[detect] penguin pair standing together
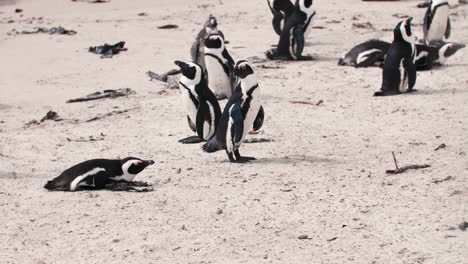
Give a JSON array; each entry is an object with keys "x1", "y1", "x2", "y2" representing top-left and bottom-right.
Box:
[
  {"x1": 44, "y1": 157, "x2": 154, "y2": 191},
  {"x1": 266, "y1": 0, "x2": 316, "y2": 60}
]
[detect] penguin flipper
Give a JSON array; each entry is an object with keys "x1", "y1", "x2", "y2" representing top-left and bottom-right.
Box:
[
  {"x1": 253, "y1": 106, "x2": 265, "y2": 131},
  {"x1": 272, "y1": 11, "x2": 284, "y2": 35},
  {"x1": 292, "y1": 25, "x2": 305, "y2": 59},
  {"x1": 222, "y1": 49, "x2": 235, "y2": 66},
  {"x1": 230, "y1": 103, "x2": 244, "y2": 144},
  {"x1": 445, "y1": 17, "x2": 451, "y2": 40},
  {"x1": 196, "y1": 101, "x2": 209, "y2": 140},
  {"x1": 187, "y1": 115, "x2": 196, "y2": 132},
  {"x1": 423, "y1": 8, "x2": 432, "y2": 43},
  {"x1": 191, "y1": 40, "x2": 201, "y2": 63},
  {"x1": 405, "y1": 58, "x2": 417, "y2": 91},
  {"x1": 355, "y1": 52, "x2": 385, "y2": 68}
]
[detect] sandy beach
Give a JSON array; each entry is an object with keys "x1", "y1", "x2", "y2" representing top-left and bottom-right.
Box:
[{"x1": 0, "y1": 0, "x2": 467, "y2": 263}]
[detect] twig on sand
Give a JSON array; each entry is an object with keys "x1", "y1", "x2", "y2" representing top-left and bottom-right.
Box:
[
  {"x1": 66, "y1": 88, "x2": 134, "y2": 103},
  {"x1": 0, "y1": 153, "x2": 15, "y2": 158},
  {"x1": 434, "y1": 143, "x2": 446, "y2": 151},
  {"x1": 385, "y1": 152, "x2": 430, "y2": 174},
  {"x1": 289, "y1": 100, "x2": 323, "y2": 106},
  {"x1": 86, "y1": 108, "x2": 137, "y2": 122},
  {"x1": 432, "y1": 176, "x2": 453, "y2": 184}
]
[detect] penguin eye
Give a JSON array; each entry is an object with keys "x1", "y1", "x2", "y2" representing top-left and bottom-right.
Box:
[{"x1": 134, "y1": 161, "x2": 142, "y2": 166}]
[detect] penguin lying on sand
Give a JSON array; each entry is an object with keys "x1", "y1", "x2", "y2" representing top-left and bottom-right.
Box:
[
  {"x1": 374, "y1": 17, "x2": 417, "y2": 96},
  {"x1": 266, "y1": 0, "x2": 316, "y2": 60},
  {"x1": 202, "y1": 60, "x2": 264, "y2": 163},
  {"x1": 175, "y1": 60, "x2": 222, "y2": 144},
  {"x1": 424, "y1": 0, "x2": 451, "y2": 44},
  {"x1": 338, "y1": 39, "x2": 465, "y2": 70},
  {"x1": 44, "y1": 157, "x2": 154, "y2": 191}
]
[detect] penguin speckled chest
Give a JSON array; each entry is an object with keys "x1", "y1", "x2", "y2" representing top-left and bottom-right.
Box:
[
  {"x1": 267, "y1": 0, "x2": 316, "y2": 60},
  {"x1": 202, "y1": 60, "x2": 264, "y2": 163},
  {"x1": 424, "y1": 0, "x2": 451, "y2": 44},
  {"x1": 44, "y1": 157, "x2": 154, "y2": 191},
  {"x1": 175, "y1": 60, "x2": 221, "y2": 144},
  {"x1": 204, "y1": 34, "x2": 235, "y2": 99},
  {"x1": 375, "y1": 18, "x2": 417, "y2": 96}
]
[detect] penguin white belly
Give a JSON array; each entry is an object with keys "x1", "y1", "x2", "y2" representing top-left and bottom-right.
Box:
[
  {"x1": 240, "y1": 90, "x2": 261, "y2": 144},
  {"x1": 398, "y1": 60, "x2": 407, "y2": 93},
  {"x1": 205, "y1": 56, "x2": 231, "y2": 98},
  {"x1": 181, "y1": 88, "x2": 198, "y2": 123},
  {"x1": 427, "y1": 7, "x2": 449, "y2": 42},
  {"x1": 204, "y1": 101, "x2": 216, "y2": 139}
]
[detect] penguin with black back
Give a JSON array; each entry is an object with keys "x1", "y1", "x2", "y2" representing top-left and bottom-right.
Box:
[
  {"x1": 202, "y1": 60, "x2": 263, "y2": 163},
  {"x1": 175, "y1": 60, "x2": 222, "y2": 144},
  {"x1": 44, "y1": 157, "x2": 154, "y2": 191},
  {"x1": 374, "y1": 18, "x2": 417, "y2": 96},
  {"x1": 204, "y1": 33, "x2": 236, "y2": 99},
  {"x1": 423, "y1": 0, "x2": 451, "y2": 44},
  {"x1": 266, "y1": 0, "x2": 316, "y2": 60},
  {"x1": 267, "y1": 0, "x2": 296, "y2": 35},
  {"x1": 191, "y1": 15, "x2": 224, "y2": 78}
]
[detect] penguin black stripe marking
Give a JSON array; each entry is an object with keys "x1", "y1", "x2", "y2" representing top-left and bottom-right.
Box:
[
  {"x1": 205, "y1": 53, "x2": 230, "y2": 75},
  {"x1": 179, "y1": 81, "x2": 200, "y2": 109}
]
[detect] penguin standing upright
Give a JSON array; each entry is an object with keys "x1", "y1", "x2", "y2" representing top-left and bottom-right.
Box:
[
  {"x1": 204, "y1": 33, "x2": 235, "y2": 99},
  {"x1": 174, "y1": 60, "x2": 222, "y2": 144},
  {"x1": 267, "y1": 0, "x2": 296, "y2": 35},
  {"x1": 374, "y1": 18, "x2": 417, "y2": 96},
  {"x1": 266, "y1": 0, "x2": 316, "y2": 60},
  {"x1": 191, "y1": 15, "x2": 224, "y2": 77},
  {"x1": 202, "y1": 60, "x2": 263, "y2": 163},
  {"x1": 424, "y1": 0, "x2": 451, "y2": 44},
  {"x1": 44, "y1": 157, "x2": 154, "y2": 191}
]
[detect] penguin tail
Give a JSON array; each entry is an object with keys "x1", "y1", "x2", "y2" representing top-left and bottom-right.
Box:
[
  {"x1": 373, "y1": 91, "x2": 385, "y2": 96},
  {"x1": 202, "y1": 137, "x2": 222, "y2": 153}
]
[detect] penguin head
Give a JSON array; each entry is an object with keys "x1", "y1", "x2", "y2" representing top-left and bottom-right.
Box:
[
  {"x1": 120, "y1": 157, "x2": 154, "y2": 175},
  {"x1": 234, "y1": 60, "x2": 254, "y2": 79},
  {"x1": 204, "y1": 34, "x2": 224, "y2": 50},
  {"x1": 174, "y1": 60, "x2": 203, "y2": 84},
  {"x1": 206, "y1": 15, "x2": 218, "y2": 29},
  {"x1": 437, "y1": 42, "x2": 465, "y2": 64},
  {"x1": 394, "y1": 17, "x2": 415, "y2": 44}
]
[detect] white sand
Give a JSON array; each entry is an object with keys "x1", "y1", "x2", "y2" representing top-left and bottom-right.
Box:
[{"x1": 0, "y1": 0, "x2": 467, "y2": 263}]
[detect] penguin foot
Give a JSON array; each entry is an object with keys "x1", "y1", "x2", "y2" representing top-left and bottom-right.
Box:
[
  {"x1": 265, "y1": 49, "x2": 290, "y2": 61},
  {"x1": 178, "y1": 136, "x2": 204, "y2": 144},
  {"x1": 238, "y1": 156, "x2": 256, "y2": 161}
]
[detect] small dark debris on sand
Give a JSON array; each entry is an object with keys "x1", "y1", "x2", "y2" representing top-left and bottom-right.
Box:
[
  {"x1": 431, "y1": 176, "x2": 453, "y2": 184},
  {"x1": 138, "y1": 12, "x2": 148, "y2": 16},
  {"x1": 67, "y1": 88, "x2": 134, "y2": 103},
  {"x1": 40, "y1": 111, "x2": 62, "y2": 122},
  {"x1": 67, "y1": 133, "x2": 106, "y2": 142},
  {"x1": 298, "y1": 234, "x2": 310, "y2": 240},
  {"x1": 458, "y1": 221, "x2": 468, "y2": 231},
  {"x1": 14, "y1": 8, "x2": 23, "y2": 13},
  {"x1": 89, "y1": 41, "x2": 127, "y2": 58},
  {"x1": 290, "y1": 100, "x2": 323, "y2": 106},
  {"x1": 72, "y1": 0, "x2": 109, "y2": 3},
  {"x1": 392, "y1": 13, "x2": 409, "y2": 19},
  {"x1": 86, "y1": 108, "x2": 136, "y2": 122},
  {"x1": 352, "y1": 22, "x2": 375, "y2": 30},
  {"x1": 9, "y1": 26, "x2": 77, "y2": 35},
  {"x1": 157, "y1": 24, "x2": 179, "y2": 29},
  {"x1": 434, "y1": 143, "x2": 446, "y2": 151},
  {"x1": 244, "y1": 138, "x2": 274, "y2": 143}
]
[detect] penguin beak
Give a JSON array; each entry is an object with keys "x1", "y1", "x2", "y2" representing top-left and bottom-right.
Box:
[
  {"x1": 174, "y1": 60, "x2": 187, "y2": 69},
  {"x1": 406, "y1": 17, "x2": 413, "y2": 24},
  {"x1": 143, "y1": 160, "x2": 155, "y2": 167}
]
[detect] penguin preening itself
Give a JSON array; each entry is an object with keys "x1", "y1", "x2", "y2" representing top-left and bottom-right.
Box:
[
  {"x1": 44, "y1": 157, "x2": 154, "y2": 191},
  {"x1": 338, "y1": 39, "x2": 465, "y2": 70},
  {"x1": 338, "y1": 39, "x2": 390, "y2": 68},
  {"x1": 424, "y1": 0, "x2": 451, "y2": 44},
  {"x1": 267, "y1": 0, "x2": 295, "y2": 35},
  {"x1": 175, "y1": 60, "x2": 222, "y2": 144},
  {"x1": 204, "y1": 33, "x2": 236, "y2": 99},
  {"x1": 191, "y1": 15, "x2": 224, "y2": 77},
  {"x1": 374, "y1": 18, "x2": 417, "y2": 96},
  {"x1": 202, "y1": 60, "x2": 264, "y2": 163},
  {"x1": 266, "y1": 0, "x2": 316, "y2": 60}
]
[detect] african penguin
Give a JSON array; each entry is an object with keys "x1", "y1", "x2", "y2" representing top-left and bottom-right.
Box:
[
  {"x1": 267, "y1": 0, "x2": 296, "y2": 35},
  {"x1": 44, "y1": 157, "x2": 154, "y2": 191},
  {"x1": 174, "y1": 60, "x2": 222, "y2": 144},
  {"x1": 424, "y1": 0, "x2": 451, "y2": 44},
  {"x1": 374, "y1": 17, "x2": 417, "y2": 96},
  {"x1": 202, "y1": 60, "x2": 263, "y2": 163},
  {"x1": 191, "y1": 15, "x2": 224, "y2": 78},
  {"x1": 338, "y1": 39, "x2": 390, "y2": 67},
  {"x1": 204, "y1": 33, "x2": 236, "y2": 99},
  {"x1": 266, "y1": 0, "x2": 316, "y2": 60}
]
